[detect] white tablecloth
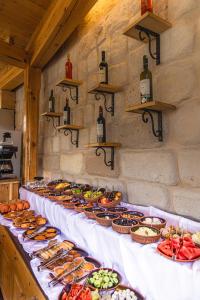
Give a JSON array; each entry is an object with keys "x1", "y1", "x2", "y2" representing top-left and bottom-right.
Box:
[{"x1": 18, "y1": 188, "x2": 200, "y2": 300}]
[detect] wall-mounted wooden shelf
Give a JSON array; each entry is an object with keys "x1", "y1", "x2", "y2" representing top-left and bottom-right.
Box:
[
  {"x1": 57, "y1": 124, "x2": 84, "y2": 148},
  {"x1": 88, "y1": 84, "x2": 122, "y2": 116},
  {"x1": 41, "y1": 112, "x2": 63, "y2": 129},
  {"x1": 86, "y1": 143, "x2": 121, "y2": 170},
  {"x1": 126, "y1": 101, "x2": 176, "y2": 142},
  {"x1": 124, "y1": 12, "x2": 172, "y2": 65},
  {"x1": 56, "y1": 78, "x2": 83, "y2": 104}
]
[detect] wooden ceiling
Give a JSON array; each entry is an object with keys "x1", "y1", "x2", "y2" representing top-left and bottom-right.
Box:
[{"x1": 0, "y1": 0, "x2": 52, "y2": 48}]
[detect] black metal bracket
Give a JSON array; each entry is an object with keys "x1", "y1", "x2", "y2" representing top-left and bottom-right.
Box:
[
  {"x1": 95, "y1": 146, "x2": 115, "y2": 170},
  {"x1": 61, "y1": 85, "x2": 79, "y2": 104},
  {"x1": 135, "y1": 25, "x2": 160, "y2": 65},
  {"x1": 91, "y1": 92, "x2": 115, "y2": 116},
  {"x1": 142, "y1": 109, "x2": 163, "y2": 141},
  {"x1": 61, "y1": 128, "x2": 80, "y2": 148},
  {"x1": 45, "y1": 116, "x2": 61, "y2": 130}
]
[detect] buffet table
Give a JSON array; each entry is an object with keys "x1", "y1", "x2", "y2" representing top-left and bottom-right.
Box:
[{"x1": 19, "y1": 187, "x2": 200, "y2": 300}]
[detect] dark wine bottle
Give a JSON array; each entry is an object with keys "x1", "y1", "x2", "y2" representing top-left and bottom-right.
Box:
[
  {"x1": 49, "y1": 89, "x2": 55, "y2": 112},
  {"x1": 97, "y1": 106, "x2": 106, "y2": 143},
  {"x1": 99, "y1": 51, "x2": 108, "y2": 84},
  {"x1": 63, "y1": 97, "x2": 70, "y2": 125},
  {"x1": 140, "y1": 55, "x2": 153, "y2": 103}
]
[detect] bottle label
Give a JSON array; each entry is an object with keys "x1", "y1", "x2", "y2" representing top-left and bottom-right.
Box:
[
  {"x1": 49, "y1": 100, "x2": 52, "y2": 112},
  {"x1": 99, "y1": 67, "x2": 106, "y2": 83},
  {"x1": 97, "y1": 123, "x2": 103, "y2": 138},
  {"x1": 63, "y1": 111, "x2": 68, "y2": 123},
  {"x1": 140, "y1": 79, "x2": 150, "y2": 103}
]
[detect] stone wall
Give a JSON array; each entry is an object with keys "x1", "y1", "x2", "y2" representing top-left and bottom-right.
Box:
[{"x1": 16, "y1": 0, "x2": 200, "y2": 220}]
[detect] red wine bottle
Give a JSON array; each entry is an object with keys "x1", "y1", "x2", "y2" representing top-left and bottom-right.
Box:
[
  {"x1": 65, "y1": 54, "x2": 72, "y2": 79},
  {"x1": 63, "y1": 97, "x2": 70, "y2": 125},
  {"x1": 99, "y1": 51, "x2": 108, "y2": 84},
  {"x1": 97, "y1": 106, "x2": 106, "y2": 143},
  {"x1": 141, "y1": 0, "x2": 153, "y2": 15}
]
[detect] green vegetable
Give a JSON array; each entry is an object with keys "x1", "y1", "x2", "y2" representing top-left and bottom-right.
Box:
[{"x1": 88, "y1": 269, "x2": 119, "y2": 289}]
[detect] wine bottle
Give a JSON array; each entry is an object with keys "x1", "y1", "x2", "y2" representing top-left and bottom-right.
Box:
[
  {"x1": 140, "y1": 55, "x2": 153, "y2": 103},
  {"x1": 63, "y1": 97, "x2": 71, "y2": 125},
  {"x1": 97, "y1": 106, "x2": 106, "y2": 143},
  {"x1": 99, "y1": 51, "x2": 108, "y2": 84},
  {"x1": 141, "y1": 0, "x2": 153, "y2": 15},
  {"x1": 49, "y1": 89, "x2": 55, "y2": 112},
  {"x1": 65, "y1": 54, "x2": 73, "y2": 79}
]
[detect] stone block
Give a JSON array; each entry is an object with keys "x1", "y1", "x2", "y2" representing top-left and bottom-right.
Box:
[
  {"x1": 168, "y1": 98, "x2": 200, "y2": 145},
  {"x1": 156, "y1": 60, "x2": 196, "y2": 104},
  {"x1": 168, "y1": 0, "x2": 196, "y2": 21},
  {"x1": 52, "y1": 136, "x2": 60, "y2": 153},
  {"x1": 43, "y1": 155, "x2": 60, "y2": 171},
  {"x1": 60, "y1": 153, "x2": 84, "y2": 175},
  {"x1": 121, "y1": 150, "x2": 178, "y2": 185},
  {"x1": 178, "y1": 149, "x2": 200, "y2": 187},
  {"x1": 85, "y1": 151, "x2": 120, "y2": 178},
  {"x1": 87, "y1": 48, "x2": 98, "y2": 74},
  {"x1": 127, "y1": 181, "x2": 170, "y2": 210},
  {"x1": 79, "y1": 129, "x2": 90, "y2": 149},
  {"x1": 109, "y1": 62, "x2": 128, "y2": 86},
  {"x1": 161, "y1": 20, "x2": 195, "y2": 63},
  {"x1": 172, "y1": 187, "x2": 200, "y2": 219},
  {"x1": 110, "y1": 34, "x2": 128, "y2": 66}
]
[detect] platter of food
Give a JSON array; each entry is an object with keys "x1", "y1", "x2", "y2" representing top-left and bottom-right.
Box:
[
  {"x1": 23, "y1": 226, "x2": 61, "y2": 241},
  {"x1": 84, "y1": 191, "x2": 103, "y2": 203},
  {"x1": 160, "y1": 226, "x2": 191, "y2": 239},
  {"x1": 0, "y1": 200, "x2": 30, "y2": 214},
  {"x1": 192, "y1": 232, "x2": 200, "y2": 247},
  {"x1": 130, "y1": 225, "x2": 161, "y2": 244},
  {"x1": 87, "y1": 268, "x2": 121, "y2": 291},
  {"x1": 74, "y1": 202, "x2": 93, "y2": 213},
  {"x1": 84, "y1": 207, "x2": 105, "y2": 219},
  {"x1": 3, "y1": 209, "x2": 34, "y2": 221},
  {"x1": 112, "y1": 218, "x2": 138, "y2": 234},
  {"x1": 139, "y1": 216, "x2": 166, "y2": 230},
  {"x1": 13, "y1": 215, "x2": 47, "y2": 230},
  {"x1": 95, "y1": 212, "x2": 119, "y2": 227},
  {"x1": 49, "y1": 256, "x2": 100, "y2": 287},
  {"x1": 157, "y1": 236, "x2": 200, "y2": 262}
]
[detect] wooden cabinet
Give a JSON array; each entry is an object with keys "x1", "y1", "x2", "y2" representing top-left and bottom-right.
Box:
[
  {"x1": 0, "y1": 179, "x2": 19, "y2": 202},
  {"x1": 0, "y1": 226, "x2": 46, "y2": 300}
]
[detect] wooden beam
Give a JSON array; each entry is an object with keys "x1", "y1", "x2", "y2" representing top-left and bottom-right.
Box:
[
  {"x1": 0, "y1": 39, "x2": 28, "y2": 68},
  {"x1": 23, "y1": 65, "x2": 41, "y2": 182},
  {"x1": 0, "y1": 67, "x2": 24, "y2": 90},
  {"x1": 27, "y1": 0, "x2": 97, "y2": 68}
]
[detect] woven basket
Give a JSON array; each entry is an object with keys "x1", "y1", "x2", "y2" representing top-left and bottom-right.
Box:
[
  {"x1": 139, "y1": 216, "x2": 166, "y2": 230},
  {"x1": 84, "y1": 208, "x2": 105, "y2": 219},
  {"x1": 112, "y1": 219, "x2": 138, "y2": 234},
  {"x1": 130, "y1": 225, "x2": 161, "y2": 244},
  {"x1": 96, "y1": 213, "x2": 119, "y2": 227},
  {"x1": 98, "y1": 197, "x2": 121, "y2": 208}
]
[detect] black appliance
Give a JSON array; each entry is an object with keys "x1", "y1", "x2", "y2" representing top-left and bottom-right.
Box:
[{"x1": 0, "y1": 132, "x2": 18, "y2": 179}]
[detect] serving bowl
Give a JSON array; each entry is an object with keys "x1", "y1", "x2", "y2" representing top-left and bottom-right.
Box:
[
  {"x1": 106, "y1": 206, "x2": 128, "y2": 214},
  {"x1": 84, "y1": 207, "x2": 105, "y2": 219},
  {"x1": 112, "y1": 218, "x2": 138, "y2": 234},
  {"x1": 139, "y1": 216, "x2": 166, "y2": 230},
  {"x1": 130, "y1": 225, "x2": 161, "y2": 244},
  {"x1": 121, "y1": 211, "x2": 144, "y2": 220},
  {"x1": 95, "y1": 212, "x2": 119, "y2": 227}
]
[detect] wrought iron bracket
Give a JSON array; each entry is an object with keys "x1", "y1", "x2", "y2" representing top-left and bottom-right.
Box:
[
  {"x1": 135, "y1": 25, "x2": 160, "y2": 65},
  {"x1": 61, "y1": 128, "x2": 80, "y2": 148},
  {"x1": 95, "y1": 146, "x2": 115, "y2": 170},
  {"x1": 61, "y1": 85, "x2": 79, "y2": 104},
  {"x1": 142, "y1": 109, "x2": 163, "y2": 142},
  {"x1": 45, "y1": 116, "x2": 61, "y2": 130},
  {"x1": 91, "y1": 92, "x2": 115, "y2": 116}
]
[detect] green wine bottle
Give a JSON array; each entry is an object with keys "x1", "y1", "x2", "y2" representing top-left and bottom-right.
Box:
[{"x1": 140, "y1": 55, "x2": 153, "y2": 103}]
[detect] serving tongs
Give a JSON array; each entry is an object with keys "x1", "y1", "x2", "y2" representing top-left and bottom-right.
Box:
[
  {"x1": 31, "y1": 239, "x2": 58, "y2": 258},
  {"x1": 23, "y1": 225, "x2": 46, "y2": 240},
  {"x1": 48, "y1": 259, "x2": 85, "y2": 287},
  {"x1": 38, "y1": 249, "x2": 71, "y2": 271}
]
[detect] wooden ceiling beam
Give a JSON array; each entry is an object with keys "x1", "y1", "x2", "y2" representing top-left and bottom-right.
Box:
[
  {"x1": 27, "y1": 0, "x2": 97, "y2": 68},
  {"x1": 0, "y1": 39, "x2": 28, "y2": 69},
  {"x1": 0, "y1": 67, "x2": 24, "y2": 90}
]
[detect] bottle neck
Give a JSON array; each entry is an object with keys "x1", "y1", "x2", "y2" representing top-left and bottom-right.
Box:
[
  {"x1": 99, "y1": 107, "x2": 103, "y2": 117},
  {"x1": 102, "y1": 52, "x2": 105, "y2": 62}
]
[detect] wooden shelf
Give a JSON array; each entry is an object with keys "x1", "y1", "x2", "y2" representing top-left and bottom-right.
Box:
[
  {"x1": 56, "y1": 124, "x2": 84, "y2": 130},
  {"x1": 56, "y1": 78, "x2": 83, "y2": 87},
  {"x1": 88, "y1": 83, "x2": 122, "y2": 94},
  {"x1": 41, "y1": 112, "x2": 63, "y2": 117},
  {"x1": 126, "y1": 101, "x2": 176, "y2": 114},
  {"x1": 86, "y1": 143, "x2": 121, "y2": 148},
  {"x1": 123, "y1": 12, "x2": 172, "y2": 41}
]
